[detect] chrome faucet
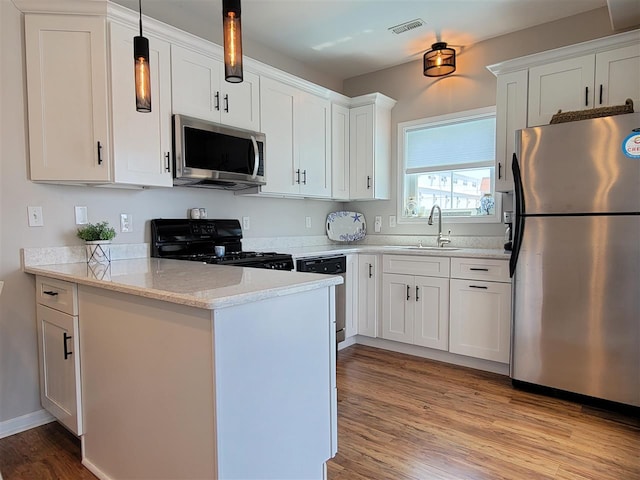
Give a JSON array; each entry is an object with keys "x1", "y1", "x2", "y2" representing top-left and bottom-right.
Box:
[{"x1": 428, "y1": 205, "x2": 451, "y2": 247}]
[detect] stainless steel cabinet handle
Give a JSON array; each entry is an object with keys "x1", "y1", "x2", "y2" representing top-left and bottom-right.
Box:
[
  {"x1": 416, "y1": 286, "x2": 419, "y2": 301},
  {"x1": 406, "y1": 285, "x2": 410, "y2": 301},
  {"x1": 470, "y1": 268, "x2": 489, "y2": 271},
  {"x1": 43, "y1": 290, "x2": 59, "y2": 296},
  {"x1": 214, "y1": 91, "x2": 220, "y2": 111},
  {"x1": 368, "y1": 264, "x2": 372, "y2": 278},
  {"x1": 469, "y1": 285, "x2": 488, "y2": 289},
  {"x1": 302, "y1": 170, "x2": 307, "y2": 185},
  {"x1": 295, "y1": 169, "x2": 301, "y2": 184},
  {"x1": 63, "y1": 332, "x2": 73, "y2": 360}
]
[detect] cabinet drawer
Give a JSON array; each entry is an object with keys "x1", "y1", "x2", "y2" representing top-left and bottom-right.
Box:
[
  {"x1": 383, "y1": 255, "x2": 450, "y2": 278},
  {"x1": 451, "y1": 258, "x2": 510, "y2": 283},
  {"x1": 36, "y1": 276, "x2": 78, "y2": 316}
]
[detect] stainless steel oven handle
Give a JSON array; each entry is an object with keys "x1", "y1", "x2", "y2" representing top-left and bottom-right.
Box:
[{"x1": 250, "y1": 135, "x2": 259, "y2": 178}]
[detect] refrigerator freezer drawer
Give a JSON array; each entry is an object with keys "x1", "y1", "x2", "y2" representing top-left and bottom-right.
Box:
[{"x1": 512, "y1": 215, "x2": 640, "y2": 406}]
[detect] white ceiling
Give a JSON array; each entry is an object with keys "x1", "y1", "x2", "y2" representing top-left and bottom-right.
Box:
[{"x1": 112, "y1": 0, "x2": 610, "y2": 80}]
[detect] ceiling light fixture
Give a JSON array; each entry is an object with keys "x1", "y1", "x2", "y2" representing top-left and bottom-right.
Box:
[
  {"x1": 223, "y1": 0, "x2": 243, "y2": 83},
  {"x1": 134, "y1": 0, "x2": 151, "y2": 112},
  {"x1": 423, "y1": 42, "x2": 456, "y2": 77}
]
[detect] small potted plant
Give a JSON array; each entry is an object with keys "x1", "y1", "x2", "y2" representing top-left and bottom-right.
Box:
[{"x1": 77, "y1": 221, "x2": 116, "y2": 264}]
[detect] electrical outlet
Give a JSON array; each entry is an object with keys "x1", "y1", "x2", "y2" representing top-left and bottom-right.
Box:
[
  {"x1": 389, "y1": 215, "x2": 397, "y2": 228},
  {"x1": 75, "y1": 206, "x2": 88, "y2": 225},
  {"x1": 305, "y1": 216, "x2": 312, "y2": 229},
  {"x1": 120, "y1": 213, "x2": 132, "y2": 233},
  {"x1": 27, "y1": 206, "x2": 44, "y2": 227},
  {"x1": 242, "y1": 216, "x2": 250, "y2": 230}
]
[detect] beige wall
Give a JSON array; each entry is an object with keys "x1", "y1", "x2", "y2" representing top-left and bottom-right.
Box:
[
  {"x1": 0, "y1": 0, "x2": 341, "y2": 426},
  {"x1": 343, "y1": 7, "x2": 621, "y2": 238}
]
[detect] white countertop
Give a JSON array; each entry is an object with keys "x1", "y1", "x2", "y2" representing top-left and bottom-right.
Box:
[
  {"x1": 284, "y1": 244, "x2": 511, "y2": 260},
  {"x1": 24, "y1": 258, "x2": 343, "y2": 310}
]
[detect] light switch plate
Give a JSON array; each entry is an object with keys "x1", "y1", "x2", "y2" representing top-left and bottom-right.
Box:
[
  {"x1": 120, "y1": 213, "x2": 132, "y2": 233},
  {"x1": 28, "y1": 206, "x2": 44, "y2": 227},
  {"x1": 242, "y1": 216, "x2": 250, "y2": 230},
  {"x1": 389, "y1": 215, "x2": 397, "y2": 228},
  {"x1": 305, "y1": 216, "x2": 312, "y2": 229},
  {"x1": 374, "y1": 216, "x2": 382, "y2": 233}
]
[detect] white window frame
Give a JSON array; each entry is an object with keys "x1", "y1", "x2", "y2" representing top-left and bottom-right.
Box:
[{"x1": 397, "y1": 106, "x2": 501, "y2": 225}]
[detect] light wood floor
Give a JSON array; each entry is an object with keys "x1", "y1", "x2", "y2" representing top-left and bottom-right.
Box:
[{"x1": 1, "y1": 344, "x2": 638, "y2": 480}]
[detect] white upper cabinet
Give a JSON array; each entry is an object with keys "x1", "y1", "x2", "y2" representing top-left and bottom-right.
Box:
[
  {"x1": 349, "y1": 94, "x2": 396, "y2": 200},
  {"x1": 170, "y1": 44, "x2": 260, "y2": 131},
  {"x1": 109, "y1": 22, "x2": 173, "y2": 187},
  {"x1": 24, "y1": 13, "x2": 173, "y2": 187},
  {"x1": 331, "y1": 103, "x2": 350, "y2": 200},
  {"x1": 528, "y1": 55, "x2": 595, "y2": 126},
  {"x1": 494, "y1": 70, "x2": 528, "y2": 192},
  {"x1": 259, "y1": 76, "x2": 331, "y2": 198},
  {"x1": 25, "y1": 15, "x2": 111, "y2": 183},
  {"x1": 594, "y1": 44, "x2": 640, "y2": 108},
  {"x1": 527, "y1": 41, "x2": 640, "y2": 126}
]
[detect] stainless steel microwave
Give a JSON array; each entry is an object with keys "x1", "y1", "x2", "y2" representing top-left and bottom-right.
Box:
[{"x1": 173, "y1": 114, "x2": 265, "y2": 190}]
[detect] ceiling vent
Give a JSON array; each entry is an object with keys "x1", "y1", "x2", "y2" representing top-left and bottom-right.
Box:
[{"x1": 388, "y1": 18, "x2": 425, "y2": 35}]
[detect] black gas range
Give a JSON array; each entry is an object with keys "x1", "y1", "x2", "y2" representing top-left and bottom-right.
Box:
[{"x1": 151, "y1": 219, "x2": 294, "y2": 271}]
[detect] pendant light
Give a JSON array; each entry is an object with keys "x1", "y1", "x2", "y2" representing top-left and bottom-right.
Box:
[
  {"x1": 223, "y1": 0, "x2": 243, "y2": 83},
  {"x1": 134, "y1": 0, "x2": 151, "y2": 112},
  {"x1": 423, "y1": 42, "x2": 456, "y2": 77}
]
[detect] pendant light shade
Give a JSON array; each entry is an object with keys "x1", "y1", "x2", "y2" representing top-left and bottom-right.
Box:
[
  {"x1": 134, "y1": 0, "x2": 151, "y2": 112},
  {"x1": 423, "y1": 42, "x2": 456, "y2": 77},
  {"x1": 223, "y1": 0, "x2": 243, "y2": 83}
]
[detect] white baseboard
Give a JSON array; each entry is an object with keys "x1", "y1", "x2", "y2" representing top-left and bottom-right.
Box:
[
  {"x1": 0, "y1": 409, "x2": 55, "y2": 439},
  {"x1": 337, "y1": 336, "x2": 357, "y2": 350},
  {"x1": 82, "y1": 458, "x2": 112, "y2": 480}
]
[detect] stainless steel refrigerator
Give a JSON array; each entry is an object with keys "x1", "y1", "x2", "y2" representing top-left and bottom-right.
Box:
[{"x1": 510, "y1": 112, "x2": 640, "y2": 407}]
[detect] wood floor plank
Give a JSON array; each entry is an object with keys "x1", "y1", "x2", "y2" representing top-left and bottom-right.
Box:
[{"x1": 1, "y1": 344, "x2": 638, "y2": 480}]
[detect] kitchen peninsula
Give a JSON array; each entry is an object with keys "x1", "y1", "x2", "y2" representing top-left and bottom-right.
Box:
[{"x1": 23, "y1": 256, "x2": 341, "y2": 480}]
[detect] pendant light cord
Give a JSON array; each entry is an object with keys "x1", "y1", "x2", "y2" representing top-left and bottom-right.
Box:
[{"x1": 138, "y1": 0, "x2": 143, "y2": 37}]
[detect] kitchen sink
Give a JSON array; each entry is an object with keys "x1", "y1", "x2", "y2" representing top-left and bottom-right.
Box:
[{"x1": 385, "y1": 245, "x2": 460, "y2": 251}]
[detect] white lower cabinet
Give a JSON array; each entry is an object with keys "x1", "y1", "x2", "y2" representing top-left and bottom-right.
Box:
[
  {"x1": 381, "y1": 255, "x2": 449, "y2": 350},
  {"x1": 449, "y1": 258, "x2": 512, "y2": 363},
  {"x1": 357, "y1": 254, "x2": 379, "y2": 337},
  {"x1": 35, "y1": 276, "x2": 82, "y2": 435}
]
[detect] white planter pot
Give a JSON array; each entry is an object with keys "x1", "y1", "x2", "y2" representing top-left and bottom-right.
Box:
[{"x1": 86, "y1": 240, "x2": 112, "y2": 264}]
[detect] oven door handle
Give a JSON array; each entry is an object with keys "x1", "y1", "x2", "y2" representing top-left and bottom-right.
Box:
[{"x1": 250, "y1": 135, "x2": 259, "y2": 179}]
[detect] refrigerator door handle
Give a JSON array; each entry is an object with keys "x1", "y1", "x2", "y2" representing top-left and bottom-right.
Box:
[{"x1": 510, "y1": 152, "x2": 526, "y2": 277}]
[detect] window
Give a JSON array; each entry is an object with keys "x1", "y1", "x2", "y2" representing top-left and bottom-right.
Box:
[{"x1": 398, "y1": 106, "x2": 499, "y2": 223}]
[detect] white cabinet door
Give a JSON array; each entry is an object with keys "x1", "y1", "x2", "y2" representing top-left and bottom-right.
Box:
[
  {"x1": 594, "y1": 44, "x2": 640, "y2": 108},
  {"x1": 171, "y1": 44, "x2": 220, "y2": 121},
  {"x1": 381, "y1": 273, "x2": 414, "y2": 344},
  {"x1": 171, "y1": 45, "x2": 260, "y2": 131},
  {"x1": 36, "y1": 304, "x2": 83, "y2": 435},
  {"x1": 449, "y1": 279, "x2": 511, "y2": 363},
  {"x1": 297, "y1": 91, "x2": 331, "y2": 197},
  {"x1": 495, "y1": 70, "x2": 528, "y2": 192},
  {"x1": 345, "y1": 254, "x2": 359, "y2": 339},
  {"x1": 260, "y1": 77, "x2": 298, "y2": 195},
  {"x1": 349, "y1": 104, "x2": 375, "y2": 199},
  {"x1": 331, "y1": 103, "x2": 350, "y2": 200},
  {"x1": 528, "y1": 55, "x2": 595, "y2": 126},
  {"x1": 357, "y1": 254, "x2": 378, "y2": 337},
  {"x1": 414, "y1": 276, "x2": 449, "y2": 351},
  {"x1": 110, "y1": 23, "x2": 172, "y2": 187},
  {"x1": 222, "y1": 70, "x2": 260, "y2": 131},
  {"x1": 25, "y1": 15, "x2": 110, "y2": 182}
]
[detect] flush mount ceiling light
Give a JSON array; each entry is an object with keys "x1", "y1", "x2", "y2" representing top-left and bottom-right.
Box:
[
  {"x1": 223, "y1": 0, "x2": 243, "y2": 83},
  {"x1": 423, "y1": 42, "x2": 456, "y2": 77},
  {"x1": 134, "y1": 0, "x2": 151, "y2": 112}
]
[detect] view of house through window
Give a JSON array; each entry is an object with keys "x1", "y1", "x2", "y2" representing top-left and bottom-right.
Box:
[{"x1": 399, "y1": 107, "x2": 498, "y2": 222}]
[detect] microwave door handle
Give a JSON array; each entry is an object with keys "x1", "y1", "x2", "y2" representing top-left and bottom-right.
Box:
[{"x1": 250, "y1": 135, "x2": 259, "y2": 178}]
